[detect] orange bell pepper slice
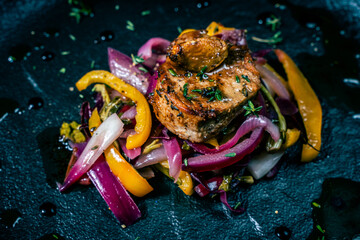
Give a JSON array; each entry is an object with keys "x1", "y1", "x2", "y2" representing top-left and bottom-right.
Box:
[
  {"x1": 275, "y1": 49, "x2": 322, "y2": 162},
  {"x1": 89, "y1": 109, "x2": 153, "y2": 197},
  {"x1": 206, "y1": 21, "x2": 235, "y2": 36},
  {"x1": 76, "y1": 70, "x2": 152, "y2": 149}
]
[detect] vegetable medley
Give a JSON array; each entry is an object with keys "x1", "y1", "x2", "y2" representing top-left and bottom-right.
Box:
[{"x1": 58, "y1": 22, "x2": 322, "y2": 226}]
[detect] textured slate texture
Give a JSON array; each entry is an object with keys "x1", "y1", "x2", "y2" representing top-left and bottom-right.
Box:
[{"x1": 0, "y1": 0, "x2": 360, "y2": 239}]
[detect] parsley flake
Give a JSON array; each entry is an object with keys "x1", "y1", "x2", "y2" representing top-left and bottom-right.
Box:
[
  {"x1": 141, "y1": 10, "x2": 150, "y2": 16},
  {"x1": 241, "y1": 75, "x2": 250, "y2": 82},
  {"x1": 131, "y1": 54, "x2": 144, "y2": 65},
  {"x1": 236, "y1": 75, "x2": 240, "y2": 83},
  {"x1": 252, "y1": 31, "x2": 283, "y2": 45},
  {"x1": 225, "y1": 153, "x2": 236, "y2": 157},
  {"x1": 168, "y1": 68, "x2": 177, "y2": 76}
]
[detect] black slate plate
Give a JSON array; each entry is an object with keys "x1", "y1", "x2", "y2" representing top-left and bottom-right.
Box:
[{"x1": 1, "y1": 0, "x2": 360, "y2": 239}]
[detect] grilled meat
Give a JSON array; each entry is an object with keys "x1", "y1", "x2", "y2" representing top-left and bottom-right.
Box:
[{"x1": 150, "y1": 30, "x2": 261, "y2": 142}]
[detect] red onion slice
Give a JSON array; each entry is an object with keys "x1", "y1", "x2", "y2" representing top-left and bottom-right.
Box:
[
  {"x1": 120, "y1": 106, "x2": 137, "y2": 120},
  {"x1": 134, "y1": 145, "x2": 168, "y2": 169},
  {"x1": 183, "y1": 128, "x2": 264, "y2": 172},
  {"x1": 187, "y1": 115, "x2": 279, "y2": 155},
  {"x1": 108, "y1": 47, "x2": 150, "y2": 95},
  {"x1": 87, "y1": 156, "x2": 141, "y2": 226},
  {"x1": 163, "y1": 138, "x2": 182, "y2": 182},
  {"x1": 256, "y1": 63, "x2": 291, "y2": 100},
  {"x1": 119, "y1": 138, "x2": 141, "y2": 160},
  {"x1": 137, "y1": 37, "x2": 170, "y2": 68},
  {"x1": 60, "y1": 114, "x2": 124, "y2": 192}
]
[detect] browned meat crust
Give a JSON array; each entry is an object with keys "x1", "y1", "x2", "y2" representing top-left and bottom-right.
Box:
[{"x1": 150, "y1": 30, "x2": 261, "y2": 142}]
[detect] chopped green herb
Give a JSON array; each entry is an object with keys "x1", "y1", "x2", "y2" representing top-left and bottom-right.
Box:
[
  {"x1": 53, "y1": 234, "x2": 59, "y2": 239},
  {"x1": 266, "y1": 15, "x2": 281, "y2": 31},
  {"x1": 184, "y1": 158, "x2": 188, "y2": 166},
  {"x1": 79, "y1": 94, "x2": 84, "y2": 99},
  {"x1": 138, "y1": 67, "x2": 148, "y2": 73},
  {"x1": 236, "y1": 75, "x2": 240, "y2": 83},
  {"x1": 241, "y1": 75, "x2": 250, "y2": 82},
  {"x1": 234, "y1": 202, "x2": 242, "y2": 210},
  {"x1": 91, "y1": 145, "x2": 99, "y2": 150},
  {"x1": 183, "y1": 83, "x2": 192, "y2": 100},
  {"x1": 59, "y1": 68, "x2": 66, "y2": 74},
  {"x1": 69, "y1": 34, "x2": 76, "y2": 41},
  {"x1": 252, "y1": 31, "x2": 283, "y2": 45},
  {"x1": 215, "y1": 88, "x2": 222, "y2": 101},
  {"x1": 131, "y1": 54, "x2": 144, "y2": 65},
  {"x1": 168, "y1": 68, "x2": 177, "y2": 76},
  {"x1": 90, "y1": 60, "x2": 95, "y2": 69},
  {"x1": 141, "y1": 10, "x2": 150, "y2": 16},
  {"x1": 61, "y1": 51, "x2": 71, "y2": 55},
  {"x1": 312, "y1": 201, "x2": 321, "y2": 208},
  {"x1": 126, "y1": 20, "x2": 135, "y2": 31},
  {"x1": 196, "y1": 66, "x2": 208, "y2": 80},
  {"x1": 177, "y1": 26, "x2": 182, "y2": 34},
  {"x1": 243, "y1": 100, "x2": 263, "y2": 117},
  {"x1": 225, "y1": 152, "x2": 236, "y2": 157},
  {"x1": 182, "y1": 142, "x2": 191, "y2": 150},
  {"x1": 316, "y1": 225, "x2": 325, "y2": 233},
  {"x1": 191, "y1": 89, "x2": 202, "y2": 93}
]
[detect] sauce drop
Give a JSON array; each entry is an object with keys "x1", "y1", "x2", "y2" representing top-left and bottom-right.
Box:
[
  {"x1": 28, "y1": 97, "x2": 44, "y2": 110},
  {"x1": 41, "y1": 51, "x2": 55, "y2": 62},
  {"x1": 275, "y1": 226, "x2": 292, "y2": 240},
  {"x1": 39, "y1": 202, "x2": 57, "y2": 217},
  {"x1": 8, "y1": 44, "x2": 32, "y2": 63}
]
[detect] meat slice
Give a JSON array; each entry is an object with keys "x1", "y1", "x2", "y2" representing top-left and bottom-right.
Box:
[{"x1": 150, "y1": 30, "x2": 261, "y2": 143}]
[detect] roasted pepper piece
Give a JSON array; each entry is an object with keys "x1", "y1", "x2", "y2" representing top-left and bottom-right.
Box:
[
  {"x1": 76, "y1": 70, "x2": 152, "y2": 149},
  {"x1": 89, "y1": 109, "x2": 153, "y2": 197},
  {"x1": 156, "y1": 160, "x2": 194, "y2": 196},
  {"x1": 281, "y1": 128, "x2": 301, "y2": 150},
  {"x1": 275, "y1": 49, "x2": 322, "y2": 162},
  {"x1": 206, "y1": 21, "x2": 235, "y2": 36}
]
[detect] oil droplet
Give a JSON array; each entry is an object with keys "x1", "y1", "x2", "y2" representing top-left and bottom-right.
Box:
[
  {"x1": 343, "y1": 78, "x2": 360, "y2": 88},
  {"x1": 41, "y1": 51, "x2": 55, "y2": 61},
  {"x1": 39, "y1": 202, "x2": 57, "y2": 217},
  {"x1": 306, "y1": 22, "x2": 317, "y2": 29},
  {"x1": 28, "y1": 97, "x2": 44, "y2": 110},
  {"x1": 99, "y1": 31, "x2": 115, "y2": 42},
  {"x1": 94, "y1": 31, "x2": 115, "y2": 44},
  {"x1": 14, "y1": 107, "x2": 26, "y2": 115},
  {"x1": 196, "y1": 0, "x2": 210, "y2": 9},
  {"x1": 275, "y1": 226, "x2": 291, "y2": 240},
  {"x1": 355, "y1": 54, "x2": 360, "y2": 59},
  {"x1": 8, "y1": 44, "x2": 32, "y2": 63},
  {"x1": 256, "y1": 12, "x2": 274, "y2": 25},
  {"x1": 33, "y1": 43, "x2": 45, "y2": 51},
  {"x1": 0, "y1": 209, "x2": 22, "y2": 228},
  {"x1": 43, "y1": 28, "x2": 60, "y2": 38}
]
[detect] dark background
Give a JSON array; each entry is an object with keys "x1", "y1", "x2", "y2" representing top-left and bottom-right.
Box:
[{"x1": 0, "y1": 0, "x2": 360, "y2": 239}]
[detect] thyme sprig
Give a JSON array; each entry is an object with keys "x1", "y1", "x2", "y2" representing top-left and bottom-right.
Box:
[
  {"x1": 243, "y1": 100, "x2": 263, "y2": 117},
  {"x1": 266, "y1": 15, "x2": 281, "y2": 31},
  {"x1": 252, "y1": 31, "x2": 283, "y2": 45}
]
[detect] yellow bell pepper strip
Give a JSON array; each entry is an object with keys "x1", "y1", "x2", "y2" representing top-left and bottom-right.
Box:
[
  {"x1": 88, "y1": 108, "x2": 153, "y2": 197},
  {"x1": 281, "y1": 128, "x2": 301, "y2": 150},
  {"x1": 156, "y1": 160, "x2": 194, "y2": 196},
  {"x1": 76, "y1": 70, "x2": 152, "y2": 149},
  {"x1": 206, "y1": 21, "x2": 235, "y2": 36},
  {"x1": 274, "y1": 49, "x2": 322, "y2": 162},
  {"x1": 179, "y1": 29, "x2": 196, "y2": 37}
]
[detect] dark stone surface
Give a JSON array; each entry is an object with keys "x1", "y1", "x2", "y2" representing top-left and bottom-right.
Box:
[{"x1": 0, "y1": 0, "x2": 359, "y2": 239}]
